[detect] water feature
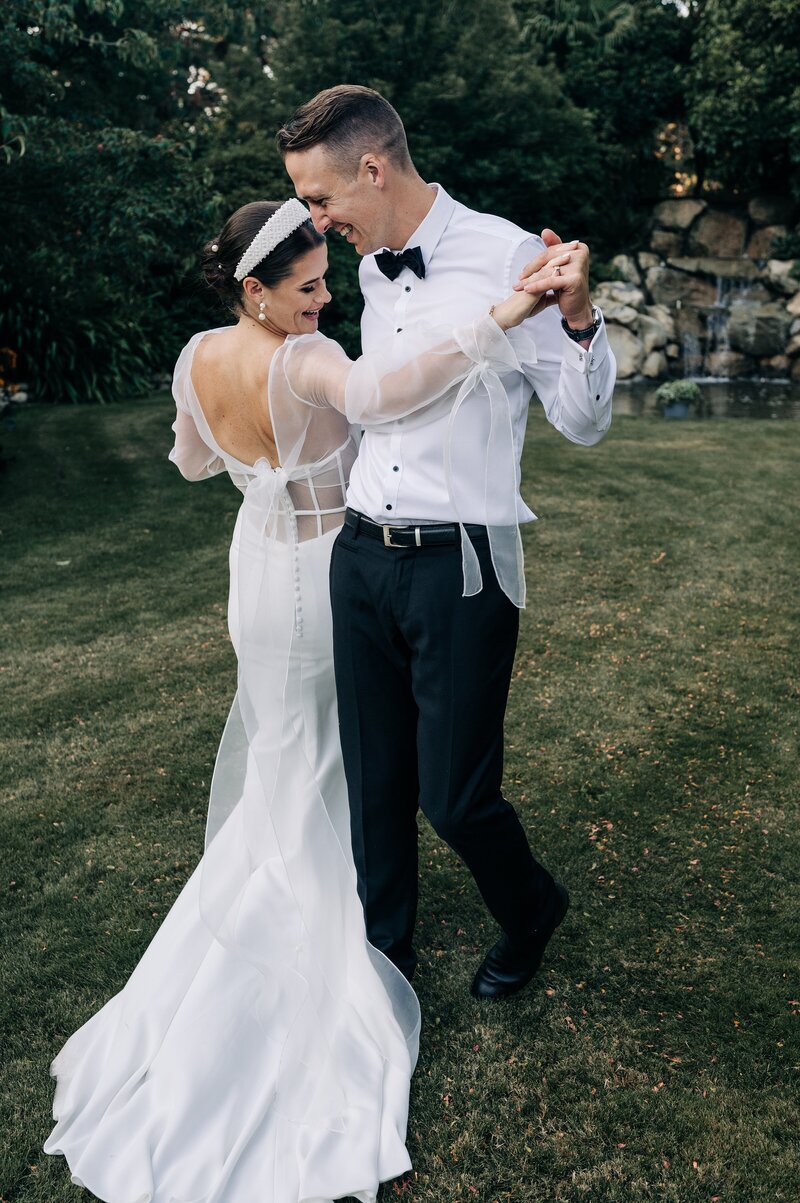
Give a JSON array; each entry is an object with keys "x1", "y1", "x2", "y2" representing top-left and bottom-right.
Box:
[
  {"x1": 705, "y1": 276, "x2": 757, "y2": 361},
  {"x1": 613, "y1": 378, "x2": 800, "y2": 418},
  {"x1": 679, "y1": 274, "x2": 767, "y2": 380}
]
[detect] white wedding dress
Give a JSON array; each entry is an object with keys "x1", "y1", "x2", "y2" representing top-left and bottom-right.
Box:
[{"x1": 44, "y1": 313, "x2": 522, "y2": 1203}]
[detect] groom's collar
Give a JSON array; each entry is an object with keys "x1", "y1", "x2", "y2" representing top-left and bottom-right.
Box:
[{"x1": 394, "y1": 183, "x2": 455, "y2": 273}]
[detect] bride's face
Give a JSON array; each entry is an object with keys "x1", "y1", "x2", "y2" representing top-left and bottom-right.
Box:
[{"x1": 247, "y1": 244, "x2": 331, "y2": 335}]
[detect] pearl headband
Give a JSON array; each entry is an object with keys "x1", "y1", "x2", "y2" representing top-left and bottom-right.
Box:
[{"x1": 233, "y1": 199, "x2": 312, "y2": 281}]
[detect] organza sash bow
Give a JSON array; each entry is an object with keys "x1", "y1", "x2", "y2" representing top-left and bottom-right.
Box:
[{"x1": 447, "y1": 325, "x2": 527, "y2": 609}]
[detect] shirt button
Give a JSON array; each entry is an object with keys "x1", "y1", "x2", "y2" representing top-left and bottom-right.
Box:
[
  {"x1": 396, "y1": 327, "x2": 403, "y2": 333},
  {"x1": 595, "y1": 393, "x2": 600, "y2": 401},
  {"x1": 393, "y1": 465, "x2": 399, "y2": 471},
  {"x1": 404, "y1": 286, "x2": 411, "y2": 293},
  {"x1": 386, "y1": 504, "x2": 393, "y2": 511}
]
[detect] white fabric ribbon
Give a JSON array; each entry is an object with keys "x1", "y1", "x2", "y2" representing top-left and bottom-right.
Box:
[
  {"x1": 446, "y1": 322, "x2": 527, "y2": 609},
  {"x1": 241, "y1": 457, "x2": 291, "y2": 538}
]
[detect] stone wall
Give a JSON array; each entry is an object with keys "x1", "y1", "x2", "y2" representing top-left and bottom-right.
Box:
[{"x1": 597, "y1": 196, "x2": 800, "y2": 381}]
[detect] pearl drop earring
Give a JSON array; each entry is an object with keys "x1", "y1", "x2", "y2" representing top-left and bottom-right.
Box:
[{"x1": 258, "y1": 301, "x2": 266, "y2": 321}]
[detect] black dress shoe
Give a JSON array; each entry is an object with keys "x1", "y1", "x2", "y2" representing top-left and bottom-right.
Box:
[{"x1": 470, "y1": 883, "x2": 570, "y2": 1000}]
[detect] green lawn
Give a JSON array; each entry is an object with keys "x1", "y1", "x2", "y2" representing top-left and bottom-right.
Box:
[{"x1": 1, "y1": 398, "x2": 798, "y2": 1202}]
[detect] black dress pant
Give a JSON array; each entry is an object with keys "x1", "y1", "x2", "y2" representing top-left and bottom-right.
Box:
[{"x1": 330, "y1": 517, "x2": 555, "y2": 979}]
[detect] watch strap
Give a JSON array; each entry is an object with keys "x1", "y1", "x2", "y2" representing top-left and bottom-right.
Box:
[{"x1": 561, "y1": 309, "x2": 601, "y2": 342}]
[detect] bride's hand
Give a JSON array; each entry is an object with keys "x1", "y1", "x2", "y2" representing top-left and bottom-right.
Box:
[{"x1": 490, "y1": 242, "x2": 579, "y2": 331}]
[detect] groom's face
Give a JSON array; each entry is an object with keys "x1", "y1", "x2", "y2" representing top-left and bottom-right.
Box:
[{"x1": 285, "y1": 146, "x2": 389, "y2": 256}]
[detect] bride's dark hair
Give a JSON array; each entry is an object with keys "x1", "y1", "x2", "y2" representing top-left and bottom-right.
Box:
[{"x1": 201, "y1": 201, "x2": 325, "y2": 314}]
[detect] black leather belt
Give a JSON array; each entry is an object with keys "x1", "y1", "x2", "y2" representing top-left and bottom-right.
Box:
[{"x1": 344, "y1": 508, "x2": 487, "y2": 548}]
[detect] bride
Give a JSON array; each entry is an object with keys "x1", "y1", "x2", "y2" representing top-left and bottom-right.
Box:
[{"x1": 44, "y1": 198, "x2": 568, "y2": 1202}]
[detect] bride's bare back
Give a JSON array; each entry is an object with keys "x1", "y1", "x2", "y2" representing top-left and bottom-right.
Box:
[{"x1": 190, "y1": 324, "x2": 283, "y2": 469}]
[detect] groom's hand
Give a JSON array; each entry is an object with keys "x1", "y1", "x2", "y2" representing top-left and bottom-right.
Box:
[{"x1": 515, "y1": 228, "x2": 595, "y2": 332}]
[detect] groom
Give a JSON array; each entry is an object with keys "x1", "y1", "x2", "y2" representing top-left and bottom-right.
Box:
[{"x1": 278, "y1": 86, "x2": 615, "y2": 998}]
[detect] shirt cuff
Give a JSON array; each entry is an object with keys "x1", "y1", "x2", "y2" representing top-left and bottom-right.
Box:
[{"x1": 560, "y1": 308, "x2": 610, "y2": 376}]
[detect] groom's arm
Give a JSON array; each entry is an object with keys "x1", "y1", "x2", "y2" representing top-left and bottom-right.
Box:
[{"x1": 506, "y1": 235, "x2": 615, "y2": 447}]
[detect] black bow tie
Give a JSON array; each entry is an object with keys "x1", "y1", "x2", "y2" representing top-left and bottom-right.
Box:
[{"x1": 374, "y1": 246, "x2": 426, "y2": 282}]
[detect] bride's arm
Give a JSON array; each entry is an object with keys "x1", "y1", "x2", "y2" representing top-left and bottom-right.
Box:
[
  {"x1": 281, "y1": 269, "x2": 563, "y2": 424},
  {"x1": 169, "y1": 408, "x2": 225, "y2": 481}
]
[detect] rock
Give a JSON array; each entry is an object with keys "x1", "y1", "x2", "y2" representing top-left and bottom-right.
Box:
[
  {"x1": 637, "y1": 313, "x2": 668, "y2": 354},
  {"x1": 687, "y1": 210, "x2": 746, "y2": 258},
  {"x1": 760, "y1": 354, "x2": 791, "y2": 378},
  {"x1": 764, "y1": 260, "x2": 800, "y2": 296},
  {"x1": 790, "y1": 317, "x2": 800, "y2": 337},
  {"x1": 638, "y1": 252, "x2": 660, "y2": 271},
  {"x1": 704, "y1": 350, "x2": 752, "y2": 379},
  {"x1": 787, "y1": 335, "x2": 800, "y2": 357},
  {"x1": 666, "y1": 256, "x2": 762, "y2": 281},
  {"x1": 665, "y1": 342, "x2": 680, "y2": 359},
  {"x1": 606, "y1": 324, "x2": 643, "y2": 379},
  {"x1": 646, "y1": 266, "x2": 718, "y2": 308},
  {"x1": 609, "y1": 254, "x2": 641, "y2": 285},
  {"x1": 727, "y1": 301, "x2": 792, "y2": 356},
  {"x1": 646, "y1": 304, "x2": 677, "y2": 342},
  {"x1": 792, "y1": 359, "x2": 800, "y2": 383},
  {"x1": 594, "y1": 281, "x2": 646, "y2": 309},
  {"x1": 602, "y1": 301, "x2": 640, "y2": 328},
  {"x1": 787, "y1": 293, "x2": 800, "y2": 317},
  {"x1": 746, "y1": 225, "x2": 788, "y2": 260},
  {"x1": 650, "y1": 228, "x2": 684, "y2": 258},
  {"x1": 642, "y1": 350, "x2": 668, "y2": 378},
  {"x1": 748, "y1": 195, "x2": 796, "y2": 227},
  {"x1": 653, "y1": 199, "x2": 707, "y2": 230}
]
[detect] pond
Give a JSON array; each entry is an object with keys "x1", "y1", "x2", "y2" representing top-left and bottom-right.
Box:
[{"x1": 613, "y1": 378, "x2": 800, "y2": 419}]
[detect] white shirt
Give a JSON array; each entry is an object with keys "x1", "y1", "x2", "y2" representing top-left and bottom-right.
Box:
[{"x1": 347, "y1": 184, "x2": 615, "y2": 526}]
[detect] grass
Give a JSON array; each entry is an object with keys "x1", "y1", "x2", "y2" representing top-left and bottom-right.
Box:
[{"x1": 1, "y1": 398, "x2": 798, "y2": 1202}]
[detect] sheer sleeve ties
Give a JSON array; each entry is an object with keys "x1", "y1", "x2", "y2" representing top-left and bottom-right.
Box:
[
  {"x1": 449, "y1": 315, "x2": 527, "y2": 609},
  {"x1": 278, "y1": 315, "x2": 530, "y2": 608}
]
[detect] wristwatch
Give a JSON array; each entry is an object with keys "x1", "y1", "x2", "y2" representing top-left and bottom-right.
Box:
[{"x1": 561, "y1": 308, "x2": 601, "y2": 342}]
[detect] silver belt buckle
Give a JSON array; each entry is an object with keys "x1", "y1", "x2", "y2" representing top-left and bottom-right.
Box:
[{"x1": 382, "y1": 524, "x2": 422, "y2": 547}]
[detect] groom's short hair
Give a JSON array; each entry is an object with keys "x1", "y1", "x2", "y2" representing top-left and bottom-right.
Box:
[{"x1": 276, "y1": 85, "x2": 412, "y2": 177}]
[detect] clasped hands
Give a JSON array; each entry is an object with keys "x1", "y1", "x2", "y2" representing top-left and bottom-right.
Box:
[{"x1": 491, "y1": 228, "x2": 594, "y2": 336}]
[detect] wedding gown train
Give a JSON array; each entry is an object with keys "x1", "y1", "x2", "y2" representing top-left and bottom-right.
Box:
[{"x1": 45, "y1": 313, "x2": 522, "y2": 1202}]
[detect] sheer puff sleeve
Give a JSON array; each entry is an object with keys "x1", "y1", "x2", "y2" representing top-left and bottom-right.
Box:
[
  {"x1": 168, "y1": 334, "x2": 226, "y2": 482},
  {"x1": 274, "y1": 312, "x2": 520, "y2": 425},
  {"x1": 274, "y1": 315, "x2": 528, "y2": 608}
]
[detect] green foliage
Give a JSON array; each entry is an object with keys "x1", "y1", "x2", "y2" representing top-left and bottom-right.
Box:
[
  {"x1": 0, "y1": 1, "x2": 268, "y2": 401},
  {"x1": 516, "y1": 0, "x2": 692, "y2": 253},
  {"x1": 771, "y1": 231, "x2": 800, "y2": 261},
  {"x1": 685, "y1": 0, "x2": 800, "y2": 199},
  {"x1": 655, "y1": 379, "x2": 703, "y2": 409},
  {"x1": 522, "y1": 0, "x2": 637, "y2": 58},
  {"x1": 1, "y1": 0, "x2": 797, "y2": 400}
]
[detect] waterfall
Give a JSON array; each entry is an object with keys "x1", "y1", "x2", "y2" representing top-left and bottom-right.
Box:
[
  {"x1": 682, "y1": 275, "x2": 758, "y2": 380},
  {"x1": 681, "y1": 330, "x2": 703, "y2": 377},
  {"x1": 707, "y1": 277, "x2": 756, "y2": 362}
]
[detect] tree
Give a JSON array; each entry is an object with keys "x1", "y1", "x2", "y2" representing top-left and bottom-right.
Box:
[
  {"x1": 515, "y1": 0, "x2": 692, "y2": 254},
  {"x1": 684, "y1": 0, "x2": 800, "y2": 199},
  {"x1": 197, "y1": 0, "x2": 606, "y2": 352},
  {"x1": 0, "y1": 2, "x2": 270, "y2": 401}
]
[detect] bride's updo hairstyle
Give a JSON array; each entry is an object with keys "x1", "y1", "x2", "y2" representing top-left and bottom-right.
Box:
[{"x1": 201, "y1": 201, "x2": 325, "y2": 314}]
